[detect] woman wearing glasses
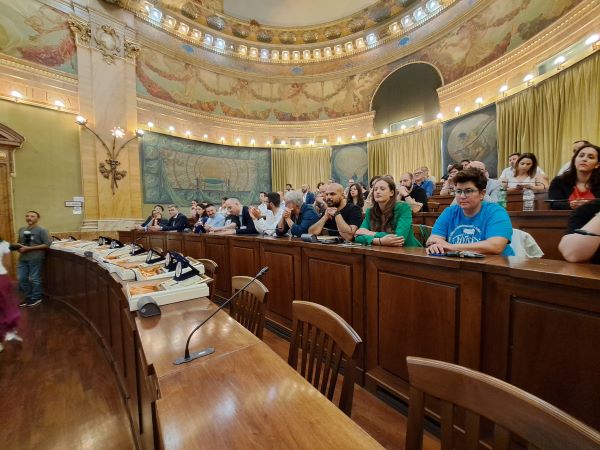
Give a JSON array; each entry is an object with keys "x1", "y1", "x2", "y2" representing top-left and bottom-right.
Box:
[
  {"x1": 426, "y1": 168, "x2": 514, "y2": 255},
  {"x1": 355, "y1": 176, "x2": 421, "y2": 247}
]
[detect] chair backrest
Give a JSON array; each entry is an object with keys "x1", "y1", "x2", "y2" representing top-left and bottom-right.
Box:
[
  {"x1": 230, "y1": 275, "x2": 269, "y2": 340},
  {"x1": 510, "y1": 228, "x2": 544, "y2": 258},
  {"x1": 412, "y1": 224, "x2": 433, "y2": 247},
  {"x1": 288, "y1": 300, "x2": 362, "y2": 416},
  {"x1": 197, "y1": 258, "x2": 218, "y2": 302},
  {"x1": 427, "y1": 201, "x2": 440, "y2": 212},
  {"x1": 405, "y1": 357, "x2": 600, "y2": 450}
]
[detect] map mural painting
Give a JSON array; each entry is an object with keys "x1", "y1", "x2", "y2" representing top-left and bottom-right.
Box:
[
  {"x1": 331, "y1": 143, "x2": 368, "y2": 187},
  {"x1": 442, "y1": 104, "x2": 498, "y2": 178},
  {"x1": 141, "y1": 132, "x2": 271, "y2": 206}
]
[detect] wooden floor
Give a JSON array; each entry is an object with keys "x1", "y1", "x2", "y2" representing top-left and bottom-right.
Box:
[{"x1": 0, "y1": 301, "x2": 438, "y2": 449}]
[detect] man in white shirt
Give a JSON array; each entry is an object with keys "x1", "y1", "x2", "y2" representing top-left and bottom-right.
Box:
[
  {"x1": 257, "y1": 192, "x2": 269, "y2": 216},
  {"x1": 250, "y1": 192, "x2": 284, "y2": 235}
]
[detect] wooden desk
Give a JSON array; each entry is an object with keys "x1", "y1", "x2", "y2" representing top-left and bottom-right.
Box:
[{"x1": 154, "y1": 316, "x2": 381, "y2": 449}]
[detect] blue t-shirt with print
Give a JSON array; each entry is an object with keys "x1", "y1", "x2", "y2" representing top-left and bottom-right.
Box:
[{"x1": 431, "y1": 202, "x2": 514, "y2": 256}]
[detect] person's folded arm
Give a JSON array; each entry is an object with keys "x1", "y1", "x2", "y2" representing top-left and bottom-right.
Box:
[
  {"x1": 290, "y1": 208, "x2": 319, "y2": 237},
  {"x1": 559, "y1": 208, "x2": 600, "y2": 262},
  {"x1": 444, "y1": 237, "x2": 509, "y2": 254},
  {"x1": 308, "y1": 213, "x2": 328, "y2": 235}
]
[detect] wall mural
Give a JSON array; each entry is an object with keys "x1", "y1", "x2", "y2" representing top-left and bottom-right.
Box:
[
  {"x1": 141, "y1": 132, "x2": 271, "y2": 206},
  {"x1": 414, "y1": 0, "x2": 582, "y2": 83},
  {"x1": 136, "y1": 46, "x2": 387, "y2": 121},
  {"x1": 331, "y1": 143, "x2": 368, "y2": 187},
  {"x1": 442, "y1": 104, "x2": 498, "y2": 178},
  {"x1": 0, "y1": 0, "x2": 77, "y2": 74}
]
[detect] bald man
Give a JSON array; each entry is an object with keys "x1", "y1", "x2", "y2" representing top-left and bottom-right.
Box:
[
  {"x1": 210, "y1": 198, "x2": 258, "y2": 235},
  {"x1": 308, "y1": 183, "x2": 363, "y2": 241}
]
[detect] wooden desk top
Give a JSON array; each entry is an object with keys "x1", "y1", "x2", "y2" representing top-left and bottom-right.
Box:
[
  {"x1": 136, "y1": 299, "x2": 259, "y2": 379},
  {"x1": 156, "y1": 341, "x2": 383, "y2": 450}
]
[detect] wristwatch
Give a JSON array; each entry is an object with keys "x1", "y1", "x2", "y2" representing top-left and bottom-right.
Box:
[{"x1": 333, "y1": 211, "x2": 341, "y2": 217}]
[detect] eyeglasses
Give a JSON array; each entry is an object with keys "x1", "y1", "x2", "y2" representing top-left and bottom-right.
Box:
[{"x1": 454, "y1": 188, "x2": 479, "y2": 197}]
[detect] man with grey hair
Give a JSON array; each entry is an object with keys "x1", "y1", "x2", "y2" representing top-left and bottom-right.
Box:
[
  {"x1": 149, "y1": 204, "x2": 187, "y2": 232},
  {"x1": 210, "y1": 197, "x2": 258, "y2": 235},
  {"x1": 276, "y1": 190, "x2": 319, "y2": 237}
]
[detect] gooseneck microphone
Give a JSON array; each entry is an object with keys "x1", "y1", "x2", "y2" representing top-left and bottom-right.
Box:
[{"x1": 173, "y1": 266, "x2": 269, "y2": 365}]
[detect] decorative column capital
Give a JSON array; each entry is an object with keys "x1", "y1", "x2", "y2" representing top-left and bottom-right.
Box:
[
  {"x1": 68, "y1": 16, "x2": 91, "y2": 46},
  {"x1": 124, "y1": 40, "x2": 141, "y2": 61}
]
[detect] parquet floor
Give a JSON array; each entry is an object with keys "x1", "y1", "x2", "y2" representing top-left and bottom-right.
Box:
[{"x1": 0, "y1": 301, "x2": 438, "y2": 449}]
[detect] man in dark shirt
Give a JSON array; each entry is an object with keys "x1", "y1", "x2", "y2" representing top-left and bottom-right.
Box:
[
  {"x1": 149, "y1": 204, "x2": 188, "y2": 232},
  {"x1": 398, "y1": 172, "x2": 429, "y2": 212},
  {"x1": 308, "y1": 183, "x2": 362, "y2": 241},
  {"x1": 276, "y1": 191, "x2": 319, "y2": 237},
  {"x1": 559, "y1": 200, "x2": 600, "y2": 264},
  {"x1": 210, "y1": 198, "x2": 258, "y2": 235}
]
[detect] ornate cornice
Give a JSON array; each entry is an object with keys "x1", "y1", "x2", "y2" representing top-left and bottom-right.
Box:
[
  {"x1": 0, "y1": 55, "x2": 78, "y2": 84},
  {"x1": 68, "y1": 15, "x2": 92, "y2": 46}
]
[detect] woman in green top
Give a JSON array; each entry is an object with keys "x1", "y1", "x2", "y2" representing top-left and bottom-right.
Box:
[{"x1": 355, "y1": 176, "x2": 421, "y2": 247}]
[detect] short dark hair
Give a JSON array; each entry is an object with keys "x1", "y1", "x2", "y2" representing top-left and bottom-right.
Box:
[
  {"x1": 26, "y1": 210, "x2": 40, "y2": 218},
  {"x1": 285, "y1": 183, "x2": 292, "y2": 188},
  {"x1": 153, "y1": 204, "x2": 164, "y2": 211},
  {"x1": 204, "y1": 203, "x2": 215, "y2": 208},
  {"x1": 449, "y1": 164, "x2": 463, "y2": 172},
  {"x1": 267, "y1": 192, "x2": 281, "y2": 207},
  {"x1": 260, "y1": 191, "x2": 268, "y2": 196},
  {"x1": 509, "y1": 152, "x2": 521, "y2": 158},
  {"x1": 453, "y1": 168, "x2": 487, "y2": 191},
  {"x1": 316, "y1": 182, "x2": 324, "y2": 189},
  {"x1": 460, "y1": 159, "x2": 471, "y2": 164},
  {"x1": 221, "y1": 196, "x2": 228, "y2": 202}
]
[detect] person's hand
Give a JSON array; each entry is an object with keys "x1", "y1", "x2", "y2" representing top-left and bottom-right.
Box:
[
  {"x1": 398, "y1": 186, "x2": 409, "y2": 197},
  {"x1": 380, "y1": 235, "x2": 405, "y2": 247},
  {"x1": 283, "y1": 208, "x2": 292, "y2": 220},
  {"x1": 514, "y1": 184, "x2": 525, "y2": 191},
  {"x1": 249, "y1": 207, "x2": 262, "y2": 220},
  {"x1": 18, "y1": 246, "x2": 29, "y2": 254},
  {"x1": 426, "y1": 241, "x2": 454, "y2": 255},
  {"x1": 325, "y1": 207, "x2": 337, "y2": 218},
  {"x1": 148, "y1": 225, "x2": 162, "y2": 232},
  {"x1": 570, "y1": 199, "x2": 592, "y2": 209}
]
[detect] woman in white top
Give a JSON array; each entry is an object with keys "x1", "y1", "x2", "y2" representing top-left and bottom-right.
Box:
[
  {"x1": 500, "y1": 152, "x2": 548, "y2": 192},
  {"x1": 0, "y1": 238, "x2": 21, "y2": 352}
]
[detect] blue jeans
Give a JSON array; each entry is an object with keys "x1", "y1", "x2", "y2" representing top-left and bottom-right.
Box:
[{"x1": 17, "y1": 258, "x2": 44, "y2": 302}]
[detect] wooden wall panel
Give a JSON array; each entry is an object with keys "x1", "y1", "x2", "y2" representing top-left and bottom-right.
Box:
[
  {"x1": 165, "y1": 234, "x2": 184, "y2": 253},
  {"x1": 204, "y1": 236, "x2": 230, "y2": 298},
  {"x1": 229, "y1": 239, "x2": 260, "y2": 279},
  {"x1": 148, "y1": 235, "x2": 166, "y2": 253},
  {"x1": 259, "y1": 242, "x2": 302, "y2": 330},
  {"x1": 183, "y1": 235, "x2": 205, "y2": 259}
]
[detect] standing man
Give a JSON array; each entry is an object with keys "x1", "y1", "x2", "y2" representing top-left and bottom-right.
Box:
[
  {"x1": 301, "y1": 184, "x2": 315, "y2": 205},
  {"x1": 17, "y1": 211, "x2": 51, "y2": 307}
]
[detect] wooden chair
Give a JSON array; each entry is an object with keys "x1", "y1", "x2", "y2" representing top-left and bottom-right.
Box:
[
  {"x1": 405, "y1": 356, "x2": 600, "y2": 450},
  {"x1": 427, "y1": 201, "x2": 440, "y2": 212},
  {"x1": 229, "y1": 275, "x2": 269, "y2": 340},
  {"x1": 197, "y1": 258, "x2": 218, "y2": 303},
  {"x1": 412, "y1": 224, "x2": 433, "y2": 247},
  {"x1": 288, "y1": 300, "x2": 362, "y2": 417}
]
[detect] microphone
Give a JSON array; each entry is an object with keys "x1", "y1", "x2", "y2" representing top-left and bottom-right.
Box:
[{"x1": 174, "y1": 266, "x2": 269, "y2": 365}]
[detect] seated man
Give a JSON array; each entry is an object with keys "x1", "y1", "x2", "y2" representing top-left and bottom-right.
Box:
[
  {"x1": 426, "y1": 168, "x2": 514, "y2": 256},
  {"x1": 148, "y1": 204, "x2": 188, "y2": 232},
  {"x1": 257, "y1": 192, "x2": 269, "y2": 216},
  {"x1": 398, "y1": 172, "x2": 429, "y2": 213},
  {"x1": 276, "y1": 191, "x2": 319, "y2": 237},
  {"x1": 250, "y1": 192, "x2": 284, "y2": 235},
  {"x1": 201, "y1": 204, "x2": 225, "y2": 233},
  {"x1": 413, "y1": 168, "x2": 434, "y2": 197},
  {"x1": 136, "y1": 205, "x2": 164, "y2": 230},
  {"x1": 423, "y1": 166, "x2": 436, "y2": 184},
  {"x1": 211, "y1": 198, "x2": 258, "y2": 235},
  {"x1": 313, "y1": 182, "x2": 328, "y2": 216},
  {"x1": 308, "y1": 183, "x2": 362, "y2": 241},
  {"x1": 558, "y1": 200, "x2": 600, "y2": 264}
]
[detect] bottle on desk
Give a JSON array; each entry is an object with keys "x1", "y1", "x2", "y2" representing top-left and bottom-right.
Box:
[
  {"x1": 497, "y1": 186, "x2": 507, "y2": 209},
  {"x1": 522, "y1": 187, "x2": 535, "y2": 211}
]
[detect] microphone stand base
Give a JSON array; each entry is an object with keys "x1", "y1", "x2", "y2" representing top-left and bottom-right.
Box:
[{"x1": 173, "y1": 347, "x2": 215, "y2": 365}]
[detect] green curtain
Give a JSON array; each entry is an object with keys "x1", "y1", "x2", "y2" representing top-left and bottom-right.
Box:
[
  {"x1": 271, "y1": 146, "x2": 332, "y2": 191},
  {"x1": 368, "y1": 124, "x2": 442, "y2": 180},
  {"x1": 497, "y1": 52, "x2": 600, "y2": 176}
]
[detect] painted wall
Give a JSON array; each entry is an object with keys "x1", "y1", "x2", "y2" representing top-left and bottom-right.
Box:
[{"x1": 0, "y1": 101, "x2": 82, "y2": 233}]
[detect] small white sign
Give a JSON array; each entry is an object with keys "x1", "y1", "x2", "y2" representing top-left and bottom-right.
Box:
[{"x1": 73, "y1": 206, "x2": 82, "y2": 215}]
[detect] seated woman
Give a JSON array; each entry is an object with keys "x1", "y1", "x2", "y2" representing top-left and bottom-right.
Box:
[
  {"x1": 500, "y1": 152, "x2": 547, "y2": 192},
  {"x1": 558, "y1": 200, "x2": 600, "y2": 264},
  {"x1": 439, "y1": 164, "x2": 463, "y2": 195},
  {"x1": 354, "y1": 176, "x2": 421, "y2": 247},
  {"x1": 549, "y1": 144, "x2": 600, "y2": 210},
  {"x1": 426, "y1": 168, "x2": 514, "y2": 255},
  {"x1": 346, "y1": 183, "x2": 365, "y2": 210}
]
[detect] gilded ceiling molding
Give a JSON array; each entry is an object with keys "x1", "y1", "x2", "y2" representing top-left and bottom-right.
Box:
[
  {"x1": 0, "y1": 55, "x2": 78, "y2": 84},
  {"x1": 68, "y1": 15, "x2": 92, "y2": 47},
  {"x1": 124, "y1": 40, "x2": 142, "y2": 61},
  {"x1": 94, "y1": 24, "x2": 123, "y2": 64}
]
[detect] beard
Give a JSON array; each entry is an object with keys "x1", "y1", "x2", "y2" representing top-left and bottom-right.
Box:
[{"x1": 326, "y1": 198, "x2": 341, "y2": 207}]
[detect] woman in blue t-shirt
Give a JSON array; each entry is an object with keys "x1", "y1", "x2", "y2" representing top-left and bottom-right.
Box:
[{"x1": 426, "y1": 168, "x2": 514, "y2": 256}]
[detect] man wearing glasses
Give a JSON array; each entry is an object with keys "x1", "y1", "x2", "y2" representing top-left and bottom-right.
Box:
[{"x1": 426, "y1": 168, "x2": 514, "y2": 256}]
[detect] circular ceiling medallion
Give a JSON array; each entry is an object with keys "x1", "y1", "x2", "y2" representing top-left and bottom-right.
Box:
[
  {"x1": 256, "y1": 29, "x2": 274, "y2": 42},
  {"x1": 348, "y1": 17, "x2": 367, "y2": 33},
  {"x1": 279, "y1": 31, "x2": 297, "y2": 44},
  {"x1": 206, "y1": 15, "x2": 226, "y2": 31}
]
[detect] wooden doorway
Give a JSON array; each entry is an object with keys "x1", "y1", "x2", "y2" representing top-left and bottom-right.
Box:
[{"x1": 0, "y1": 123, "x2": 24, "y2": 277}]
